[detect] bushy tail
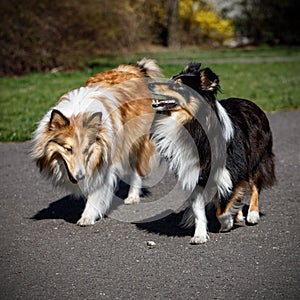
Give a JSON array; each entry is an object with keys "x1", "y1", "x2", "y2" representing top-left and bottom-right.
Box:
[
  {"x1": 256, "y1": 150, "x2": 276, "y2": 190},
  {"x1": 136, "y1": 58, "x2": 163, "y2": 79},
  {"x1": 180, "y1": 205, "x2": 195, "y2": 228}
]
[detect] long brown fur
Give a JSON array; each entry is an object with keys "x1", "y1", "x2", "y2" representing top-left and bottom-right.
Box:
[
  {"x1": 32, "y1": 59, "x2": 163, "y2": 226},
  {"x1": 85, "y1": 63, "x2": 158, "y2": 177}
]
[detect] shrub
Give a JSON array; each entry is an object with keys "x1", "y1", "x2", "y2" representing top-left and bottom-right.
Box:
[
  {"x1": 179, "y1": 0, "x2": 234, "y2": 45},
  {"x1": 0, "y1": 0, "x2": 152, "y2": 76}
]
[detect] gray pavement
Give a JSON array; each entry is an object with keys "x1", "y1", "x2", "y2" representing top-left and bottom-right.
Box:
[{"x1": 0, "y1": 110, "x2": 299, "y2": 299}]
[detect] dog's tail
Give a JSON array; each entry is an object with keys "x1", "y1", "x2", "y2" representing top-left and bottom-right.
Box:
[
  {"x1": 180, "y1": 205, "x2": 195, "y2": 228},
  {"x1": 136, "y1": 58, "x2": 163, "y2": 79}
]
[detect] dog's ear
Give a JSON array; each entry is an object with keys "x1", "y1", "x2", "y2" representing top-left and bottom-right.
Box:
[
  {"x1": 171, "y1": 63, "x2": 202, "y2": 92},
  {"x1": 84, "y1": 112, "x2": 102, "y2": 129},
  {"x1": 49, "y1": 109, "x2": 70, "y2": 131},
  {"x1": 84, "y1": 112, "x2": 102, "y2": 141},
  {"x1": 200, "y1": 68, "x2": 220, "y2": 95},
  {"x1": 172, "y1": 62, "x2": 201, "y2": 81},
  {"x1": 183, "y1": 62, "x2": 202, "y2": 75}
]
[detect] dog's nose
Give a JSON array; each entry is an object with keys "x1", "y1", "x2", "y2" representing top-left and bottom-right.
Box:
[{"x1": 75, "y1": 170, "x2": 85, "y2": 181}]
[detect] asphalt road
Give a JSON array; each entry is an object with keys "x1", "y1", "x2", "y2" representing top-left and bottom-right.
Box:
[{"x1": 0, "y1": 110, "x2": 299, "y2": 300}]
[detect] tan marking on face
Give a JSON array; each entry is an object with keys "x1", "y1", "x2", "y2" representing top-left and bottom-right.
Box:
[
  {"x1": 174, "y1": 78, "x2": 182, "y2": 83},
  {"x1": 151, "y1": 83, "x2": 200, "y2": 125}
]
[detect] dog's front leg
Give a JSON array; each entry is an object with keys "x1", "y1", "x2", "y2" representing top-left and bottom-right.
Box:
[
  {"x1": 190, "y1": 186, "x2": 209, "y2": 244},
  {"x1": 77, "y1": 180, "x2": 114, "y2": 226}
]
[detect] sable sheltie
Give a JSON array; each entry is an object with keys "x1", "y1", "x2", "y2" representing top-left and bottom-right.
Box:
[
  {"x1": 149, "y1": 63, "x2": 276, "y2": 244},
  {"x1": 32, "y1": 59, "x2": 162, "y2": 226}
]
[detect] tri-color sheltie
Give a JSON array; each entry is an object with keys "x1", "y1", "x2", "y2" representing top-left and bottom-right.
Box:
[
  {"x1": 32, "y1": 59, "x2": 162, "y2": 226},
  {"x1": 149, "y1": 63, "x2": 276, "y2": 244}
]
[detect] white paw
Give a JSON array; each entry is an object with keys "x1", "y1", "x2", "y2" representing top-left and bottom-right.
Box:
[
  {"x1": 247, "y1": 211, "x2": 260, "y2": 224},
  {"x1": 235, "y1": 210, "x2": 245, "y2": 223},
  {"x1": 124, "y1": 195, "x2": 140, "y2": 205},
  {"x1": 190, "y1": 234, "x2": 209, "y2": 245},
  {"x1": 77, "y1": 217, "x2": 95, "y2": 227},
  {"x1": 218, "y1": 212, "x2": 234, "y2": 232}
]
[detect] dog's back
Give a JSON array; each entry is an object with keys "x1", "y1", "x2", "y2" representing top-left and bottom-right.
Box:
[
  {"x1": 86, "y1": 58, "x2": 162, "y2": 87},
  {"x1": 220, "y1": 97, "x2": 276, "y2": 191}
]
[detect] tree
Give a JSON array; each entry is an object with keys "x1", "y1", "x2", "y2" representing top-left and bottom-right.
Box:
[
  {"x1": 0, "y1": 0, "x2": 154, "y2": 75},
  {"x1": 216, "y1": 0, "x2": 300, "y2": 45},
  {"x1": 167, "y1": 0, "x2": 181, "y2": 49}
]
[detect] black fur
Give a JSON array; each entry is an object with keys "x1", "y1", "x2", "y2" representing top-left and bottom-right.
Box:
[
  {"x1": 171, "y1": 63, "x2": 276, "y2": 209},
  {"x1": 149, "y1": 63, "x2": 276, "y2": 243},
  {"x1": 171, "y1": 62, "x2": 220, "y2": 97},
  {"x1": 221, "y1": 98, "x2": 275, "y2": 187}
]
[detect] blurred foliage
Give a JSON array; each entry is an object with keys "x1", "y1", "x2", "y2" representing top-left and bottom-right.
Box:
[
  {"x1": 179, "y1": 0, "x2": 234, "y2": 45},
  {"x1": 219, "y1": 0, "x2": 300, "y2": 45},
  {"x1": 1, "y1": 0, "x2": 299, "y2": 76},
  {"x1": 0, "y1": 0, "x2": 154, "y2": 75}
]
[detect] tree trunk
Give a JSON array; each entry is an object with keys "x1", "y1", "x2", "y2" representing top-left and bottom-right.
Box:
[{"x1": 167, "y1": 0, "x2": 180, "y2": 49}]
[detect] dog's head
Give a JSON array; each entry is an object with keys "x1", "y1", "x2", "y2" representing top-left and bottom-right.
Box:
[
  {"x1": 171, "y1": 62, "x2": 220, "y2": 96},
  {"x1": 36, "y1": 109, "x2": 110, "y2": 185},
  {"x1": 150, "y1": 81, "x2": 193, "y2": 111},
  {"x1": 149, "y1": 80, "x2": 209, "y2": 124},
  {"x1": 149, "y1": 62, "x2": 220, "y2": 123}
]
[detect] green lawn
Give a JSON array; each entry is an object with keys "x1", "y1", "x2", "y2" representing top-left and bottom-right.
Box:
[{"x1": 1, "y1": 46, "x2": 300, "y2": 142}]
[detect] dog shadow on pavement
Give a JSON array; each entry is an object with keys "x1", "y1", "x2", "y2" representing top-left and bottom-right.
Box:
[
  {"x1": 31, "y1": 181, "x2": 149, "y2": 224},
  {"x1": 31, "y1": 196, "x2": 219, "y2": 235},
  {"x1": 31, "y1": 182, "x2": 253, "y2": 237},
  {"x1": 135, "y1": 204, "x2": 256, "y2": 237},
  {"x1": 135, "y1": 202, "x2": 221, "y2": 237},
  {"x1": 31, "y1": 195, "x2": 86, "y2": 224}
]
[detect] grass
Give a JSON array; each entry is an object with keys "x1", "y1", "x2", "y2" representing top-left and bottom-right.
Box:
[{"x1": 1, "y1": 46, "x2": 300, "y2": 142}]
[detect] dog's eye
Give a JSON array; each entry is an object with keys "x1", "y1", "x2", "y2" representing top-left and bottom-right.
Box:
[
  {"x1": 174, "y1": 82, "x2": 183, "y2": 90},
  {"x1": 65, "y1": 146, "x2": 73, "y2": 154}
]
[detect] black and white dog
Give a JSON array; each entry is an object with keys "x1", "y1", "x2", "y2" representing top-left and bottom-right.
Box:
[{"x1": 149, "y1": 63, "x2": 276, "y2": 244}]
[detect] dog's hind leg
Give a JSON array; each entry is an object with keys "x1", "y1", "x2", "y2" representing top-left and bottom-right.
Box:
[
  {"x1": 216, "y1": 181, "x2": 248, "y2": 232},
  {"x1": 216, "y1": 198, "x2": 243, "y2": 232},
  {"x1": 247, "y1": 183, "x2": 260, "y2": 224},
  {"x1": 124, "y1": 138, "x2": 155, "y2": 205},
  {"x1": 190, "y1": 186, "x2": 209, "y2": 244},
  {"x1": 235, "y1": 209, "x2": 244, "y2": 223}
]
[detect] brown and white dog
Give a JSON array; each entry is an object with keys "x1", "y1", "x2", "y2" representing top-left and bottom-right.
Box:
[
  {"x1": 32, "y1": 59, "x2": 162, "y2": 226},
  {"x1": 149, "y1": 63, "x2": 276, "y2": 244}
]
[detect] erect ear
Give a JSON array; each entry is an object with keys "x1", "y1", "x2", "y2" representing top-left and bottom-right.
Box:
[
  {"x1": 183, "y1": 62, "x2": 202, "y2": 75},
  {"x1": 84, "y1": 112, "x2": 102, "y2": 141},
  {"x1": 85, "y1": 112, "x2": 102, "y2": 129},
  {"x1": 200, "y1": 68, "x2": 220, "y2": 95},
  {"x1": 49, "y1": 109, "x2": 70, "y2": 131}
]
